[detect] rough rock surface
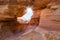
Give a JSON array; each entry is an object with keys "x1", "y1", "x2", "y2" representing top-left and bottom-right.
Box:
[
  {"x1": 39, "y1": 1, "x2": 60, "y2": 31},
  {"x1": 0, "y1": 0, "x2": 60, "y2": 40}
]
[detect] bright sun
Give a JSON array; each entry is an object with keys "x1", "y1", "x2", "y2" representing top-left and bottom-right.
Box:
[{"x1": 17, "y1": 6, "x2": 33, "y2": 23}]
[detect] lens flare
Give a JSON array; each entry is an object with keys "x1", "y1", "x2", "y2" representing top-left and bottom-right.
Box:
[{"x1": 17, "y1": 6, "x2": 33, "y2": 23}]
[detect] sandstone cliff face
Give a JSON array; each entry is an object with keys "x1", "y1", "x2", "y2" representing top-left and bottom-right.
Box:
[
  {"x1": 39, "y1": 1, "x2": 60, "y2": 31},
  {"x1": 0, "y1": 0, "x2": 60, "y2": 40}
]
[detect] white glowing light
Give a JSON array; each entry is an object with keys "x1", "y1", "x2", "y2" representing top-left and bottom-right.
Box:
[{"x1": 17, "y1": 6, "x2": 33, "y2": 23}]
